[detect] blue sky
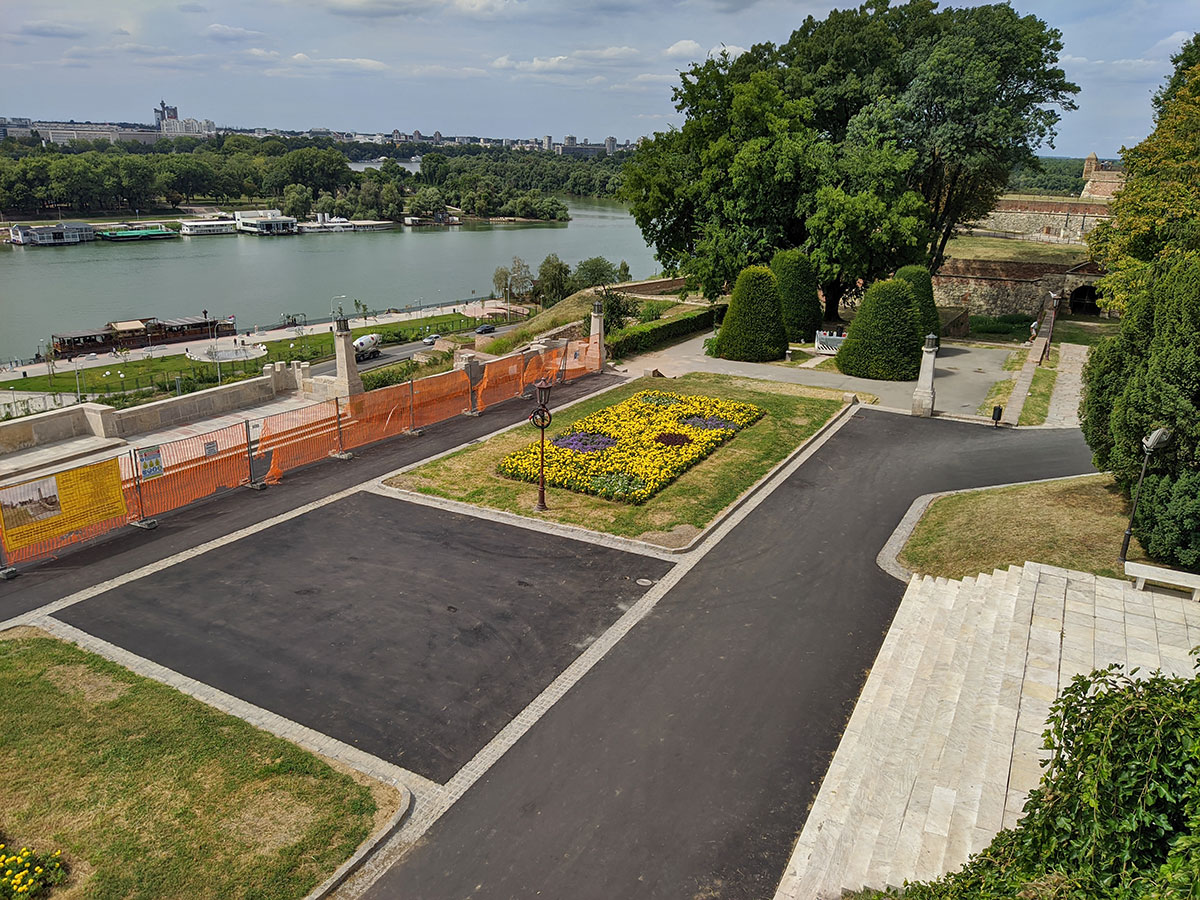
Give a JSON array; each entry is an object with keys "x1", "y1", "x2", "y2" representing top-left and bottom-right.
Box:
[{"x1": 1, "y1": 0, "x2": 1194, "y2": 156}]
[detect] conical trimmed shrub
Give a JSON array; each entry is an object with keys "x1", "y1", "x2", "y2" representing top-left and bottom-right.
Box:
[
  {"x1": 771, "y1": 249, "x2": 822, "y2": 342},
  {"x1": 896, "y1": 264, "x2": 939, "y2": 342},
  {"x1": 835, "y1": 278, "x2": 922, "y2": 380},
  {"x1": 714, "y1": 266, "x2": 788, "y2": 362}
]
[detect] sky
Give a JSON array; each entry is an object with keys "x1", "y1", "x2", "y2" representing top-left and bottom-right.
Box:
[{"x1": 0, "y1": 0, "x2": 1195, "y2": 157}]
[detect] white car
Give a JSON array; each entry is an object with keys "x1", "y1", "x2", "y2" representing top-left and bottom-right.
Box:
[{"x1": 422, "y1": 333, "x2": 440, "y2": 345}]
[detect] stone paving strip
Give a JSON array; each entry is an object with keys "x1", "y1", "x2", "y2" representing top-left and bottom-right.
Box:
[
  {"x1": 1043, "y1": 342, "x2": 1088, "y2": 427},
  {"x1": 774, "y1": 561, "x2": 1200, "y2": 899}
]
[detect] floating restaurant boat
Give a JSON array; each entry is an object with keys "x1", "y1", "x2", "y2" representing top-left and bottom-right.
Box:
[
  {"x1": 96, "y1": 223, "x2": 178, "y2": 241},
  {"x1": 180, "y1": 218, "x2": 237, "y2": 235},
  {"x1": 52, "y1": 314, "x2": 237, "y2": 358},
  {"x1": 8, "y1": 222, "x2": 95, "y2": 245}
]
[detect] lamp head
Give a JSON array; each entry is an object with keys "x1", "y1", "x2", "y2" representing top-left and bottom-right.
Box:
[
  {"x1": 534, "y1": 377, "x2": 552, "y2": 407},
  {"x1": 1143, "y1": 427, "x2": 1172, "y2": 453}
]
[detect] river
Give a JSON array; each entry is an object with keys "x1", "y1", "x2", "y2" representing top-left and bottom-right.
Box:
[{"x1": 0, "y1": 195, "x2": 656, "y2": 361}]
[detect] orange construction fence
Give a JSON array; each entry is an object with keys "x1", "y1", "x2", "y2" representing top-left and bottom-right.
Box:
[
  {"x1": 475, "y1": 355, "x2": 524, "y2": 411},
  {"x1": 521, "y1": 347, "x2": 565, "y2": 390},
  {"x1": 560, "y1": 339, "x2": 594, "y2": 381},
  {"x1": 131, "y1": 423, "x2": 250, "y2": 518},
  {"x1": 338, "y1": 384, "x2": 413, "y2": 452},
  {"x1": 412, "y1": 369, "x2": 471, "y2": 428},
  {"x1": 257, "y1": 401, "x2": 340, "y2": 484}
]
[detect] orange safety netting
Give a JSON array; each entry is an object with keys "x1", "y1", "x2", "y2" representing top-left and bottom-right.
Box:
[
  {"x1": 474, "y1": 355, "x2": 524, "y2": 411},
  {"x1": 521, "y1": 347, "x2": 565, "y2": 390},
  {"x1": 338, "y1": 384, "x2": 413, "y2": 451},
  {"x1": 560, "y1": 339, "x2": 594, "y2": 381},
  {"x1": 412, "y1": 369, "x2": 471, "y2": 428},
  {"x1": 256, "y1": 401, "x2": 340, "y2": 484},
  {"x1": 131, "y1": 424, "x2": 250, "y2": 518}
]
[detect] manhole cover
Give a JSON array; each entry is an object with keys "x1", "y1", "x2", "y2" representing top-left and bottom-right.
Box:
[{"x1": 636, "y1": 578, "x2": 655, "y2": 586}]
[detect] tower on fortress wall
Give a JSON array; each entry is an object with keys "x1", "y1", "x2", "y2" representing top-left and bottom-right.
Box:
[{"x1": 1080, "y1": 151, "x2": 1125, "y2": 200}]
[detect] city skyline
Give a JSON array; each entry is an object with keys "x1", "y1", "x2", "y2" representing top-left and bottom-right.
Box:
[{"x1": 1, "y1": 1, "x2": 1196, "y2": 158}]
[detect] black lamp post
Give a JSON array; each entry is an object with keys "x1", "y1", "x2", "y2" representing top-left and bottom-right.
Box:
[
  {"x1": 1120, "y1": 426, "x2": 1172, "y2": 563},
  {"x1": 530, "y1": 377, "x2": 553, "y2": 511}
]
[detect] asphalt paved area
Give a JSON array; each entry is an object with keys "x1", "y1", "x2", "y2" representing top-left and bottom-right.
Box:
[
  {"x1": 0, "y1": 372, "x2": 621, "y2": 623},
  {"x1": 361, "y1": 411, "x2": 1096, "y2": 899},
  {"x1": 55, "y1": 491, "x2": 670, "y2": 783}
]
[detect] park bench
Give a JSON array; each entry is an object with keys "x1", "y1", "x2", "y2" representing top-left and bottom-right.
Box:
[{"x1": 1125, "y1": 560, "x2": 1200, "y2": 602}]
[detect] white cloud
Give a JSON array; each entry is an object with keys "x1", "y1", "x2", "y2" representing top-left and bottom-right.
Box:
[
  {"x1": 664, "y1": 39, "x2": 702, "y2": 59},
  {"x1": 587, "y1": 75, "x2": 606, "y2": 84},
  {"x1": 18, "y1": 21, "x2": 87, "y2": 39},
  {"x1": 261, "y1": 51, "x2": 391, "y2": 76},
  {"x1": 574, "y1": 45, "x2": 639, "y2": 61},
  {"x1": 1147, "y1": 30, "x2": 1191, "y2": 58},
  {"x1": 315, "y1": 0, "x2": 515, "y2": 17},
  {"x1": 206, "y1": 24, "x2": 266, "y2": 42},
  {"x1": 709, "y1": 43, "x2": 746, "y2": 59},
  {"x1": 492, "y1": 45, "x2": 641, "y2": 77}
]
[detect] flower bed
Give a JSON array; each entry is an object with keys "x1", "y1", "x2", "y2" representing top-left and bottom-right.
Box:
[
  {"x1": 498, "y1": 390, "x2": 762, "y2": 503},
  {"x1": 0, "y1": 838, "x2": 66, "y2": 899}
]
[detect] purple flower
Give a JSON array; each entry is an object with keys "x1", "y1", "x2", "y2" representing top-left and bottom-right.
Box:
[
  {"x1": 552, "y1": 431, "x2": 617, "y2": 452},
  {"x1": 679, "y1": 415, "x2": 735, "y2": 430}
]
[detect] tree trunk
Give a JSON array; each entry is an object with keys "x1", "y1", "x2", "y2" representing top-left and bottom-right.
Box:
[{"x1": 822, "y1": 282, "x2": 844, "y2": 322}]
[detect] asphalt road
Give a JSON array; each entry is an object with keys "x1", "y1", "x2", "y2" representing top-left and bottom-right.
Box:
[
  {"x1": 57, "y1": 492, "x2": 671, "y2": 783},
  {"x1": 362, "y1": 411, "x2": 1096, "y2": 900},
  {"x1": 309, "y1": 323, "x2": 521, "y2": 377},
  {"x1": 0, "y1": 371, "x2": 620, "y2": 622}
]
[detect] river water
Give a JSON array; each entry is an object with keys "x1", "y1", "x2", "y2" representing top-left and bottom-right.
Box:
[{"x1": 0, "y1": 196, "x2": 656, "y2": 361}]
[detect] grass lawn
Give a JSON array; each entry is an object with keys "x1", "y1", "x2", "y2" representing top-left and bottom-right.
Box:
[
  {"x1": 977, "y1": 374, "x2": 1017, "y2": 417},
  {"x1": 386, "y1": 373, "x2": 843, "y2": 547},
  {"x1": 944, "y1": 235, "x2": 1089, "y2": 265},
  {"x1": 813, "y1": 357, "x2": 841, "y2": 373},
  {"x1": 7, "y1": 311, "x2": 478, "y2": 396},
  {"x1": 0, "y1": 628, "x2": 398, "y2": 900},
  {"x1": 1018, "y1": 347, "x2": 1060, "y2": 426},
  {"x1": 1052, "y1": 314, "x2": 1120, "y2": 346},
  {"x1": 1002, "y1": 348, "x2": 1029, "y2": 371},
  {"x1": 899, "y1": 474, "x2": 1149, "y2": 581}
]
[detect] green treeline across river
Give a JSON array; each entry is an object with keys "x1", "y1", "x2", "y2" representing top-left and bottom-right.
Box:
[{"x1": 0, "y1": 133, "x2": 626, "y2": 222}]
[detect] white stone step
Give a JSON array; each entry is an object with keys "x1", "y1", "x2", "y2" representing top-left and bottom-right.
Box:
[{"x1": 850, "y1": 574, "x2": 985, "y2": 893}]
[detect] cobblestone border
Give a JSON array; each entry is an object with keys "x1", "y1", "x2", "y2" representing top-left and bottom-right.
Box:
[
  {"x1": 877, "y1": 473, "x2": 1107, "y2": 584},
  {"x1": 10, "y1": 618, "x2": 416, "y2": 900}
]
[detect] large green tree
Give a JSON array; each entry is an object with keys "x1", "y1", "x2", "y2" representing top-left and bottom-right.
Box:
[
  {"x1": 536, "y1": 253, "x2": 572, "y2": 308},
  {"x1": 622, "y1": 1, "x2": 1077, "y2": 311}
]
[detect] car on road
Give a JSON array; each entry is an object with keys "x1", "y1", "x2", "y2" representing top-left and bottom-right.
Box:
[
  {"x1": 474, "y1": 323, "x2": 496, "y2": 334},
  {"x1": 422, "y1": 333, "x2": 441, "y2": 345}
]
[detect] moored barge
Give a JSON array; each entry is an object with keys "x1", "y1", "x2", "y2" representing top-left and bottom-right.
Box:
[{"x1": 52, "y1": 315, "x2": 236, "y2": 358}]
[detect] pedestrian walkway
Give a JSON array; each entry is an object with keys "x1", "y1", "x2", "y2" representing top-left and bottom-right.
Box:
[
  {"x1": 1044, "y1": 342, "x2": 1088, "y2": 427},
  {"x1": 775, "y1": 562, "x2": 1199, "y2": 899}
]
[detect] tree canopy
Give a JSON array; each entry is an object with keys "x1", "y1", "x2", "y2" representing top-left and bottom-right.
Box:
[{"x1": 622, "y1": 1, "x2": 1077, "y2": 311}]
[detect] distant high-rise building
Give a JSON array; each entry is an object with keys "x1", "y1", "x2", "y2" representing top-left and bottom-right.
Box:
[
  {"x1": 413, "y1": 129, "x2": 423, "y2": 142},
  {"x1": 433, "y1": 130, "x2": 443, "y2": 144},
  {"x1": 604, "y1": 136, "x2": 616, "y2": 155},
  {"x1": 564, "y1": 134, "x2": 576, "y2": 147},
  {"x1": 543, "y1": 135, "x2": 552, "y2": 151},
  {"x1": 154, "y1": 100, "x2": 178, "y2": 129}
]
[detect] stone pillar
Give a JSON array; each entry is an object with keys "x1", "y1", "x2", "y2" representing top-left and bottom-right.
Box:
[
  {"x1": 589, "y1": 298, "x2": 606, "y2": 370},
  {"x1": 911, "y1": 334, "x2": 937, "y2": 417},
  {"x1": 332, "y1": 317, "x2": 364, "y2": 397}
]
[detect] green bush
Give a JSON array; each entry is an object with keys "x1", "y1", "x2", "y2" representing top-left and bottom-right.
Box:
[
  {"x1": 713, "y1": 266, "x2": 788, "y2": 362},
  {"x1": 606, "y1": 306, "x2": 723, "y2": 358},
  {"x1": 895, "y1": 265, "x2": 939, "y2": 341},
  {"x1": 835, "y1": 279, "x2": 922, "y2": 380},
  {"x1": 969, "y1": 316, "x2": 1026, "y2": 336},
  {"x1": 771, "y1": 249, "x2": 822, "y2": 342},
  {"x1": 893, "y1": 660, "x2": 1200, "y2": 900},
  {"x1": 637, "y1": 299, "x2": 675, "y2": 324}
]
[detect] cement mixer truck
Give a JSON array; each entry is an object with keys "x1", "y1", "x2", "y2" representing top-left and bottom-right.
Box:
[{"x1": 353, "y1": 333, "x2": 383, "y2": 362}]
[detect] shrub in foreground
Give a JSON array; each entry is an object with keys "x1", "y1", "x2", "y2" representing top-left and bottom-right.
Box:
[
  {"x1": 771, "y1": 249, "x2": 822, "y2": 343},
  {"x1": 713, "y1": 266, "x2": 787, "y2": 362},
  {"x1": 895, "y1": 264, "x2": 939, "y2": 341},
  {"x1": 835, "y1": 279, "x2": 921, "y2": 380}
]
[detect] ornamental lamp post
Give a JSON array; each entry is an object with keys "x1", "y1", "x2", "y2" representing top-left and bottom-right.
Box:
[
  {"x1": 1120, "y1": 426, "x2": 1172, "y2": 563},
  {"x1": 530, "y1": 377, "x2": 553, "y2": 511}
]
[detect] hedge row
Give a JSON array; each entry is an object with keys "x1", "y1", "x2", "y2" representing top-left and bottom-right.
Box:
[{"x1": 606, "y1": 305, "x2": 724, "y2": 358}]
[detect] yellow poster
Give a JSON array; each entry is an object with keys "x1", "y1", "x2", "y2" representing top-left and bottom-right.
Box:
[{"x1": 0, "y1": 458, "x2": 127, "y2": 553}]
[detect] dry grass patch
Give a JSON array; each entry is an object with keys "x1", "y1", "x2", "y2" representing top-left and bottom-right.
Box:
[
  {"x1": 387, "y1": 373, "x2": 844, "y2": 545},
  {"x1": 899, "y1": 473, "x2": 1148, "y2": 580},
  {"x1": 0, "y1": 628, "x2": 396, "y2": 900}
]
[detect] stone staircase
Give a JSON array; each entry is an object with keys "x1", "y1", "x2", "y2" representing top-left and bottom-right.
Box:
[{"x1": 775, "y1": 562, "x2": 1200, "y2": 899}]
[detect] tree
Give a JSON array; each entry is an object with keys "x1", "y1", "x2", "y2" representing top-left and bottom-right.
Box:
[
  {"x1": 281, "y1": 183, "x2": 313, "y2": 220},
  {"x1": 508, "y1": 256, "x2": 533, "y2": 300},
  {"x1": 835, "y1": 279, "x2": 922, "y2": 380},
  {"x1": 410, "y1": 186, "x2": 445, "y2": 217},
  {"x1": 572, "y1": 256, "x2": 619, "y2": 290},
  {"x1": 713, "y1": 266, "x2": 787, "y2": 362},
  {"x1": 1152, "y1": 32, "x2": 1200, "y2": 120},
  {"x1": 617, "y1": 260, "x2": 631, "y2": 282},
  {"x1": 420, "y1": 152, "x2": 449, "y2": 186},
  {"x1": 895, "y1": 264, "x2": 939, "y2": 341},
  {"x1": 492, "y1": 265, "x2": 511, "y2": 300},
  {"x1": 623, "y1": 3, "x2": 1077, "y2": 300},
  {"x1": 536, "y1": 253, "x2": 572, "y2": 308},
  {"x1": 1088, "y1": 60, "x2": 1200, "y2": 315},
  {"x1": 770, "y1": 249, "x2": 821, "y2": 342}
]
